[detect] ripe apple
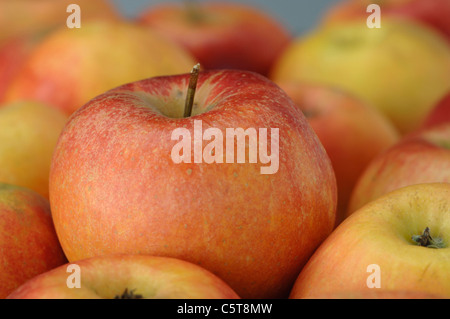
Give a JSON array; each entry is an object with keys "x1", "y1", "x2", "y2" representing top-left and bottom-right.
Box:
[
  {"x1": 4, "y1": 21, "x2": 197, "y2": 115},
  {"x1": 324, "y1": 0, "x2": 450, "y2": 43},
  {"x1": 137, "y1": 2, "x2": 291, "y2": 76},
  {"x1": 0, "y1": 183, "x2": 67, "y2": 299},
  {"x1": 270, "y1": 18, "x2": 450, "y2": 135},
  {"x1": 421, "y1": 92, "x2": 450, "y2": 129},
  {"x1": 0, "y1": 100, "x2": 68, "y2": 199},
  {"x1": 49, "y1": 69, "x2": 338, "y2": 299},
  {"x1": 348, "y1": 122, "x2": 450, "y2": 215},
  {"x1": 277, "y1": 81, "x2": 399, "y2": 224},
  {"x1": 290, "y1": 183, "x2": 450, "y2": 299},
  {"x1": 7, "y1": 254, "x2": 240, "y2": 299},
  {"x1": 0, "y1": 0, "x2": 120, "y2": 44}
]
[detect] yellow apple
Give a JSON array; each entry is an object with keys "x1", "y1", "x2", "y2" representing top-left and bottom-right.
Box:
[
  {"x1": 0, "y1": 100, "x2": 68, "y2": 199},
  {"x1": 271, "y1": 19, "x2": 450, "y2": 135}
]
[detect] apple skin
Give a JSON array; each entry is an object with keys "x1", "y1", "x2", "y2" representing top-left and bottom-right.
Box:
[
  {"x1": 0, "y1": 101, "x2": 68, "y2": 199},
  {"x1": 0, "y1": 0, "x2": 120, "y2": 44},
  {"x1": 421, "y1": 92, "x2": 450, "y2": 129},
  {"x1": 49, "y1": 69, "x2": 337, "y2": 299},
  {"x1": 324, "y1": 0, "x2": 450, "y2": 43},
  {"x1": 7, "y1": 254, "x2": 240, "y2": 299},
  {"x1": 137, "y1": 2, "x2": 291, "y2": 76},
  {"x1": 277, "y1": 81, "x2": 399, "y2": 225},
  {"x1": 0, "y1": 184, "x2": 67, "y2": 299},
  {"x1": 270, "y1": 18, "x2": 450, "y2": 135},
  {"x1": 348, "y1": 123, "x2": 450, "y2": 215},
  {"x1": 289, "y1": 183, "x2": 450, "y2": 299},
  {"x1": 4, "y1": 21, "x2": 197, "y2": 115}
]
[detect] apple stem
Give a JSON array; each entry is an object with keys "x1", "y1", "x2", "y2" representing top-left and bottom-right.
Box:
[
  {"x1": 184, "y1": 63, "x2": 200, "y2": 118},
  {"x1": 412, "y1": 227, "x2": 445, "y2": 249}
]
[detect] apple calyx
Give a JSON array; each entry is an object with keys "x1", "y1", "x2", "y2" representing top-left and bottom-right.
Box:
[
  {"x1": 114, "y1": 288, "x2": 143, "y2": 299},
  {"x1": 183, "y1": 63, "x2": 201, "y2": 118},
  {"x1": 412, "y1": 227, "x2": 445, "y2": 249},
  {"x1": 184, "y1": 0, "x2": 207, "y2": 24}
]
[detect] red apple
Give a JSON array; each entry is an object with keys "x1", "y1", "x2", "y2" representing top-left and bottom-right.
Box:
[
  {"x1": 348, "y1": 122, "x2": 450, "y2": 215},
  {"x1": 421, "y1": 91, "x2": 450, "y2": 129},
  {"x1": 277, "y1": 81, "x2": 399, "y2": 224},
  {"x1": 290, "y1": 183, "x2": 450, "y2": 299},
  {"x1": 324, "y1": 0, "x2": 450, "y2": 43},
  {"x1": 4, "y1": 21, "x2": 197, "y2": 115},
  {"x1": 0, "y1": 184, "x2": 67, "y2": 299},
  {"x1": 7, "y1": 254, "x2": 240, "y2": 299},
  {"x1": 49, "y1": 69, "x2": 337, "y2": 299},
  {"x1": 137, "y1": 2, "x2": 291, "y2": 76},
  {"x1": 298, "y1": 290, "x2": 445, "y2": 299}
]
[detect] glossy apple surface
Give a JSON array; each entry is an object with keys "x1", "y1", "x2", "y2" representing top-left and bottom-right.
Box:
[{"x1": 49, "y1": 69, "x2": 337, "y2": 299}]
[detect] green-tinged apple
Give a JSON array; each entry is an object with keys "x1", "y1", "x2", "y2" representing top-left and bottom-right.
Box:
[
  {"x1": 4, "y1": 21, "x2": 197, "y2": 115},
  {"x1": 7, "y1": 254, "x2": 240, "y2": 299},
  {"x1": 270, "y1": 18, "x2": 450, "y2": 135},
  {"x1": 0, "y1": 184, "x2": 67, "y2": 299},
  {"x1": 48, "y1": 69, "x2": 337, "y2": 299},
  {"x1": 277, "y1": 81, "x2": 399, "y2": 224},
  {"x1": 421, "y1": 92, "x2": 450, "y2": 129},
  {"x1": 324, "y1": 0, "x2": 450, "y2": 42},
  {"x1": 290, "y1": 183, "x2": 450, "y2": 299},
  {"x1": 0, "y1": 101, "x2": 68, "y2": 199},
  {"x1": 0, "y1": 0, "x2": 120, "y2": 44},
  {"x1": 348, "y1": 123, "x2": 450, "y2": 215},
  {"x1": 137, "y1": 2, "x2": 291, "y2": 76}
]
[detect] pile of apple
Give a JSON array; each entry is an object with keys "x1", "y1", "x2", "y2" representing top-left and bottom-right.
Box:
[{"x1": 0, "y1": 0, "x2": 449, "y2": 300}]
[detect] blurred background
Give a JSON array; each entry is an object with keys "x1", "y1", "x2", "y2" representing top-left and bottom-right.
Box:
[{"x1": 111, "y1": 0, "x2": 342, "y2": 35}]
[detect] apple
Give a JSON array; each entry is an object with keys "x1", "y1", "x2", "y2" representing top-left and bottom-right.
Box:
[
  {"x1": 0, "y1": 183, "x2": 67, "y2": 299},
  {"x1": 0, "y1": 100, "x2": 68, "y2": 199},
  {"x1": 0, "y1": 0, "x2": 120, "y2": 44},
  {"x1": 277, "y1": 81, "x2": 399, "y2": 225},
  {"x1": 348, "y1": 122, "x2": 450, "y2": 215},
  {"x1": 137, "y1": 2, "x2": 291, "y2": 76},
  {"x1": 421, "y1": 91, "x2": 450, "y2": 129},
  {"x1": 48, "y1": 69, "x2": 337, "y2": 299},
  {"x1": 270, "y1": 18, "x2": 450, "y2": 135},
  {"x1": 7, "y1": 254, "x2": 240, "y2": 299},
  {"x1": 4, "y1": 21, "x2": 197, "y2": 115},
  {"x1": 323, "y1": 0, "x2": 450, "y2": 43},
  {"x1": 289, "y1": 183, "x2": 450, "y2": 299}
]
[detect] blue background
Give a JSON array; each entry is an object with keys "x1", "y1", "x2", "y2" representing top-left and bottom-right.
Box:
[{"x1": 111, "y1": 0, "x2": 343, "y2": 36}]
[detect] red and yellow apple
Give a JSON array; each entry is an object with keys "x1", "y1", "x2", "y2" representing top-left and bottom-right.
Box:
[
  {"x1": 0, "y1": 100, "x2": 68, "y2": 199},
  {"x1": 324, "y1": 0, "x2": 450, "y2": 43},
  {"x1": 0, "y1": 184, "x2": 67, "y2": 299},
  {"x1": 49, "y1": 69, "x2": 337, "y2": 299},
  {"x1": 277, "y1": 82, "x2": 399, "y2": 224},
  {"x1": 290, "y1": 183, "x2": 450, "y2": 298},
  {"x1": 4, "y1": 21, "x2": 197, "y2": 115},
  {"x1": 7, "y1": 254, "x2": 240, "y2": 299},
  {"x1": 270, "y1": 18, "x2": 450, "y2": 135},
  {"x1": 138, "y1": 2, "x2": 291, "y2": 76},
  {"x1": 348, "y1": 122, "x2": 450, "y2": 215}
]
